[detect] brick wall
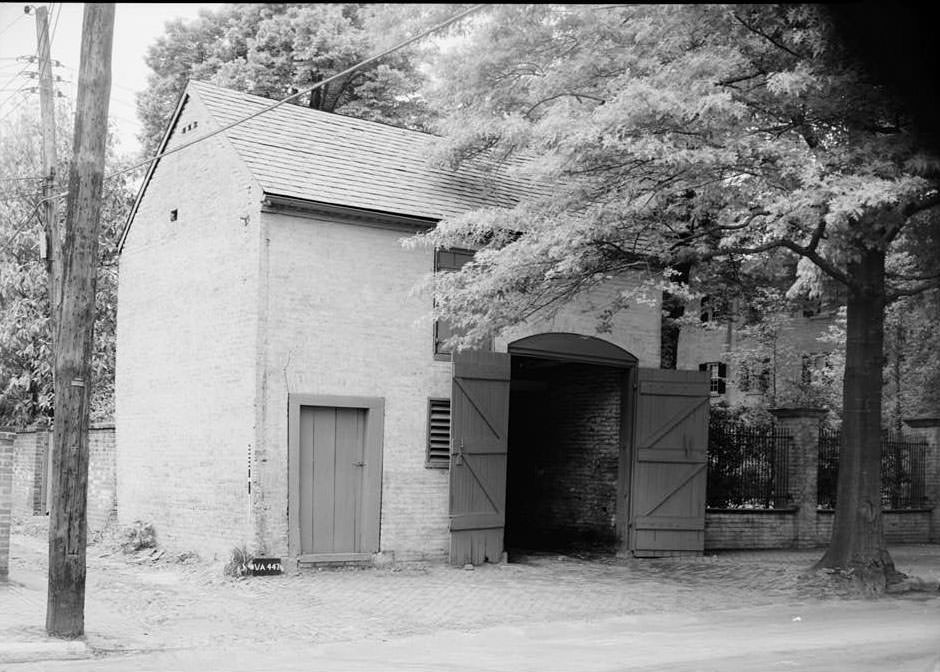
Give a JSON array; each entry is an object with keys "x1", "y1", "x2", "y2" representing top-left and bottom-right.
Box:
[
  {"x1": 255, "y1": 208, "x2": 661, "y2": 561},
  {"x1": 705, "y1": 508, "x2": 933, "y2": 549},
  {"x1": 11, "y1": 428, "x2": 44, "y2": 518},
  {"x1": 116, "y1": 91, "x2": 262, "y2": 558},
  {"x1": 815, "y1": 509, "x2": 932, "y2": 545},
  {"x1": 6, "y1": 425, "x2": 116, "y2": 532},
  {"x1": 507, "y1": 363, "x2": 622, "y2": 550},
  {"x1": 705, "y1": 510, "x2": 797, "y2": 550},
  {"x1": 87, "y1": 425, "x2": 117, "y2": 530},
  {"x1": 1, "y1": 433, "x2": 13, "y2": 576}
]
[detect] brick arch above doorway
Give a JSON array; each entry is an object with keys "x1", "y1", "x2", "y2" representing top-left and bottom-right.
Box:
[{"x1": 507, "y1": 333, "x2": 638, "y2": 368}]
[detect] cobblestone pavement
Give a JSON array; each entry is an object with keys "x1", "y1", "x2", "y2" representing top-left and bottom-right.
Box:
[{"x1": 2, "y1": 524, "x2": 939, "y2": 660}]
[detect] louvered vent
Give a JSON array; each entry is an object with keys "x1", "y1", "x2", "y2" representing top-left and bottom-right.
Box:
[{"x1": 427, "y1": 398, "x2": 451, "y2": 468}]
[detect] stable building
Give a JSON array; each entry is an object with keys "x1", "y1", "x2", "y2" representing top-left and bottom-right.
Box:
[{"x1": 115, "y1": 82, "x2": 709, "y2": 565}]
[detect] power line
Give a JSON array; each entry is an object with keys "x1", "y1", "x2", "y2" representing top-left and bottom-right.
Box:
[
  {"x1": 0, "y1": 68, "x2": 30, "y2": 98},
  {"x1": 49, "y1": 3, "x2": 62, "y2": 52},
  {"x1": 105, "y1": 3, "x2": 487, "y2": 187},
  {"x1": 2, "y1": 3, "x2": 488, "y2": 259},
  {"x1": 0, "y1": 88, "x2": 31, "y2": 125},
  {"x1": 0, "y1": 200, "x2": 44, "y2": 254},
  {"x1": 0, "y1": 12, "x2": 26, "y2": 39}
]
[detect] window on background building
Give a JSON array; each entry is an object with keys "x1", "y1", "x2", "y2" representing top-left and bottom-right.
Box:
[
  {"x1": 433, "y1": 248, "x2": 487, "y2": 358},
  {"x1": 801, "y1": 352, "x2": 830, "y2": 384},
  {"x1": 739, "y1": 358, "x2": 772, "y2": 393},
  {"x1": 699, "y1": 361, "x2": 727, "y2": 395},
  {"x1": 426, "y1": 398, "x2": 451, "y2": 468},
  {"x1": 699, "y1": 296, "x2": 713, "y2": 323},
  {"x1": 699, "y1": 295, "x2": 731, "y2": 323}
]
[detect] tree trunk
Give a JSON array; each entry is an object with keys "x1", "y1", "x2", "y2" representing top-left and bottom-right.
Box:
[{"x1": 815, "y1": 246, "x2": 900, "y2": 590}]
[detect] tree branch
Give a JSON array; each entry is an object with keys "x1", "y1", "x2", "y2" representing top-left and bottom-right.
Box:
[
  {"x1": 732, "y1": 13, "x2": 806, "y2": 60},
  {"x1": 886, "y1": 277, "x2": 940, "y2": 302},
  {"x1": 702, "y1": 238, "x2": 852, "y2": 286},
  {"x1": 902, "y1": 189, "x2": 940, "y2": 218},
  {"x1": 887, "y1": 270, "x2": 940, "y2": 282},
  {"x1": 524, "y1": 92, "x2": 606, "y2": 119},
  {"x1": 717, "y1": 70, "x2": 765, "y2": 87}
]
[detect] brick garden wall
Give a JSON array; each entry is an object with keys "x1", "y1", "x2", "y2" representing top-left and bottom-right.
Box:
[
  {"x1": 705, "y1": 509, "x2": 930, "y2": 551},
  {"x1": 6, "y1": 424, "x2": 116, "y2": 532},
  {"x1": 11, "y1": 428, "x2": 46, "y2": 519},
  {"x1": 705, "y1": 508, "x2": 933, "y2": 550},
  {"x1": 507, "y1": 364, "x2": 622, "y2": 550},
  {"x1": 815, "y1": 509, "x2": 932, "y2": 545},
  {"x1": 705, "y1": 510, "x2": 798, "y2": 550},
  {"x1": 1, "y1": 433, "x2": 13, "y2": 576}
]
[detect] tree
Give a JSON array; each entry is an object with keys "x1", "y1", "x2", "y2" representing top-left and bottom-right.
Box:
[
  {"x1": 411, "y1": 5, "x2": 940, "y2": 589},
  {"x1": 0, "y1": 101, "x2": 131, "y2": 428},
  {"x1": 136, "y1": 3, "x2": 433, "y2": 156}
]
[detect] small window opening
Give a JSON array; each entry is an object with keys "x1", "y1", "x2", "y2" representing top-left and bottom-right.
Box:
[{"x1": 427, "y1": 398, "x2": 451, "y2": 468}]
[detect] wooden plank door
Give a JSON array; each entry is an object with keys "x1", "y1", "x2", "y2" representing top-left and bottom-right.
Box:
[
  {"x1": 298, "y1": 406, "x2": 366, "y2": 555},
  {"x1": 630, "y1": 368, "x2": 709, "y2": 557},
  {"x1": 449, "y1": 351, "x2": 511, "y2": 565}
]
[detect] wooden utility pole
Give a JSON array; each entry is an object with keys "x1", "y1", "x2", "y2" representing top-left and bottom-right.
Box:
[
  {"x1": 33, "y1": 3, "x2": 60, "y2": 318},
  {"x1": 46, "y1": 3, "x2": 114, "y2": 638}
]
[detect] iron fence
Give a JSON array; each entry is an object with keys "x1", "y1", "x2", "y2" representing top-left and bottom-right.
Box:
[
  {"x1": 817, "y1": 430, "x2": 928, "y2": 509},
  {"x1": 707, "y1": 417, "x2": 791, "y2": 509}
]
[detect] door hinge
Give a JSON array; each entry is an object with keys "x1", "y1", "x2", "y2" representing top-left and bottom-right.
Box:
[{"x1": 454, "y1": 439, "x2": 465, "y2": 466}]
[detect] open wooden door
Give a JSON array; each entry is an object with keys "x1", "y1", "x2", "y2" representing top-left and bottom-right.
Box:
[
  {"x1": 630, "y1": 368, "x2": 709, "y2": 557},
  {"x1": 449, "y1": 351, "x2": 511, "y2": 565}
]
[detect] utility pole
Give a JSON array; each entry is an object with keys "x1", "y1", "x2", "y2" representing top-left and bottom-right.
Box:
[
  {"x1": 46, "y1": 2, "x2": 114, "y2": 639},
  {"x1": 32, "y1": 3, "x2": 60, "y2": 321}
]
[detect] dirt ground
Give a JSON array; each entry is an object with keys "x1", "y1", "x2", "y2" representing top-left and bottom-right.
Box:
[{"x1": 2, "y1": 519, "x2": 939, "y2": 670}]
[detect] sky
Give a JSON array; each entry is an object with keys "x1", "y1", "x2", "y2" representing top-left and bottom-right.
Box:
[{"x1": 0, "y1": 2, "x2": 224, "y2": 155}]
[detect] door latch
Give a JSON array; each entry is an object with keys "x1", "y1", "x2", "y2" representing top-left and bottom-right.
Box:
[{"x1": 353, "y1": 461, "x2": 366, "y2": 467}]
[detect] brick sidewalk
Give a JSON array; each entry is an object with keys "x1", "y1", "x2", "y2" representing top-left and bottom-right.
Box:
[{"x1": 2, "y1": 531, "x2": 939, "y2": 663}]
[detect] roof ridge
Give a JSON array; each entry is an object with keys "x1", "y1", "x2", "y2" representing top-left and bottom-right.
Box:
[{"x1": 188, "y1": 79, "x2": 442, "y2": 140}]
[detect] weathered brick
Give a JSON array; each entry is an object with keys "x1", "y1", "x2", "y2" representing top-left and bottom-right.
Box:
[
  {"x1": 116, "y1": 93, "x2": 261, "y2": 558},
  {"x1": 117, "y1": 91, "x2": 665, "y2": 562},
  {"x1": 507, "y1": 364, "x2": 622, "y2": 550},
  {"x1": 1, "y1": 432, "x2": 14, "y2": 576}
]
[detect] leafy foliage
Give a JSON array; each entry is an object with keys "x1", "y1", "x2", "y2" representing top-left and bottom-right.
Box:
[
  {"x1": 0, "y1": 103, "x2": 132, "y2": 427},
  {"x1": 412, "y1": 4, "x2": 940, "y2": 577},
  {"x1": 136, "y1": 3, "x2": 434, "y2": 155},
  {"x1": 121, "y1": 520, "x2": 158, "y2": 553},
  {"x1": 411, "y1": 5, "x2": 939, "y2": 344}
]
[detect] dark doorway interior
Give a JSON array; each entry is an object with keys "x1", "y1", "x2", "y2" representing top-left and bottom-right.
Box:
[{"x1": 505, "y1": 355, "x2": 625, "y2": 555}]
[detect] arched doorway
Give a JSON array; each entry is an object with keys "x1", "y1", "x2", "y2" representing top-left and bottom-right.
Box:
[{"x1": 505, "y1": 334, "x2": 637, "y2": 557}]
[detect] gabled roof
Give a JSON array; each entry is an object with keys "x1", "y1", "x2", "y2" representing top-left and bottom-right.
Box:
[{"x1": 122, "y1": 81, "x2": 547, "y2": 250}]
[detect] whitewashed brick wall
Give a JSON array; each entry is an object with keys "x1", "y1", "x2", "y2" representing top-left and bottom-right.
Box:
[
  {"x1": 115, "y1": 93, "x2": 262, "y2": 559},
  {"x1": 255, "y1": 210, "x2": 662, "y2": 560}
]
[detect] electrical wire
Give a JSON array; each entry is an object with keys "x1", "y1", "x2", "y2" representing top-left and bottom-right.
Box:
[
  {"x1": 0, "y1": 12, "x2": 26, "y2": 39},
  {"x1": 1, "y1": 3, "x2": 488, "y2": 258},
  {"x1": 100, "y1": 3, "x2": 487, "y2": 186},
  {"x1": 0, "y1": 88, "x2": 31, "y2": 125},
  {"x1": 49, "y1": 3, "x2": 62, "y2": 52},
  {"x1": 0, "y1": 68, "x2": 29, "y2": 102},
  {"x1": 0, "y1": 200, "x2": 43, "y2": 253}
]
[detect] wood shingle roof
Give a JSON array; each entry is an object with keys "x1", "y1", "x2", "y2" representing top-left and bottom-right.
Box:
[{"x1": 189, "y1": 81, "x2": 544, "y2": 221}]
